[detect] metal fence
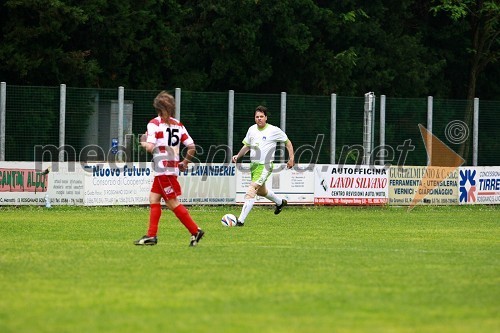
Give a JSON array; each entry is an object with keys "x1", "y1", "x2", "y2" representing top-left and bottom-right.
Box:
[{"x1": 1, "y1": 83, "x2": 499, "y2": 166}]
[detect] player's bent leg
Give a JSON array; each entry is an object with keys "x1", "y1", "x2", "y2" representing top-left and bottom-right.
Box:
[
  {"x1": 256, "y1": 184, "x2": 268, "y2": 197},
  {"x1": 168, "y1": 199, "x2": 199, "y2": 234},
  {"x1": 166, "y1": 198, "x2": 204, "y2": 246},
  {"x1": 245, "y1": 183, "x2": 259, "y2": 199},
  {"x1": 257, "y1": 185, "x2": 286, "y2": 215},
  {"x1": 262, "y1": 188, "x2": 286, "y2": 214}
]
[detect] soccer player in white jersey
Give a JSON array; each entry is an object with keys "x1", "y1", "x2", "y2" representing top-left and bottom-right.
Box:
[
  {"x1": 231, "y1": 105, "x2": 295, "y2": 226},
  {"x1": 134, "y1": 91, "x2": 204, "y2": 246}
]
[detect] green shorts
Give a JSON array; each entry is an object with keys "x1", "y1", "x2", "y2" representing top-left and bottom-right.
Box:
[{"x1": 250, "y1": 162, "x2": 273, "y2": 186}]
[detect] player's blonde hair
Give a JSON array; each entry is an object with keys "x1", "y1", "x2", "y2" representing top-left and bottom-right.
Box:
[{"x1": 153, "y1": 91, "x2": 176, "y2": 123}]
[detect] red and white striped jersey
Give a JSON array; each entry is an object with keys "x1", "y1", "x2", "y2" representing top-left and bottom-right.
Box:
[{"x1": 146, "y1": 116, "x2": 194, "y2": 176}]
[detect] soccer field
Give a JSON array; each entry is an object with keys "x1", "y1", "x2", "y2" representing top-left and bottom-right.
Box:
[{"x1": 0, "y1": 205, "x2": 498, "y2": 333}]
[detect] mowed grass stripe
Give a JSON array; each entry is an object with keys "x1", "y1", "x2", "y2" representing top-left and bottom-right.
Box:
[{"x1": 0, "y1": 205, "x2": 498, "y2": 333}]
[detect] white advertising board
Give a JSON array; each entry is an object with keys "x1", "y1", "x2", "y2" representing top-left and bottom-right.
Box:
[
  {"x1": 459, "y1": 166, "x2": 500, "y2": 205},
  {"x1": 314, "y1": 164, "x2": 389, "y2": 205},
  {"x1": 177, "y1": 164, "x2": 236, "y2": 205},
  {"x1": 83, "y1": 162, "x2": 235, "y2": 206},
  {"x1": 235, "y1": 163, "x2": 314, "y2": 204},
  {"x1": 83, "y1": 163, "x2": 152, "y2": 205},
  {"x1": 3, "y1": 162, "x2": 498, "y2": 207},
  {"x1": 1, "y1": 162, "x2": 236, "y2": 206}
]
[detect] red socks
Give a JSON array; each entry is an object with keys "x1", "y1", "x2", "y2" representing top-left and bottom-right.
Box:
[
  {"x1": 147, "y1": 203, "x2": 198, "y2": 236},
  {"x1": 173, "y1": 204, "x2": 199, "y2": 235},
  {"x1": 147, "y1": 203, "x2": 162, "y2": 237}
]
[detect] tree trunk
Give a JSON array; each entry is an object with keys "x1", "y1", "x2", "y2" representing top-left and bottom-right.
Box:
[
  {"x1": 459, "y1": 1, "x2": 483, "y2": 165},
  {"x1": 459, "y1": 71, "x2": 476, "y2": 165}
]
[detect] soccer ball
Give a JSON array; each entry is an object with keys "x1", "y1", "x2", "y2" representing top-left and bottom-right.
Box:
[{"x1": 221, "y1": 213, "x2": 238, "y2": 227}]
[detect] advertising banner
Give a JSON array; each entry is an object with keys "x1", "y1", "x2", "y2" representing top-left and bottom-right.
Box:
[
  {"x1": 1, "y1": 162, "x2": 236, "y2": 206},
  {"x1": 389, "y1": 166, "x2": 459, "y2": 205},
  {"x1": 0, "y1": 162, "x2": 84, "y2": 206},
  {"x1": 3, "y1": 162, "x2": 497, "y2": 207},
  {"x1": 83, "y1": 162, "x2": 236, "y2": 206},
  {"x1": 235, "y1": 163, "x2": 314, "y2": 204},
  {"x1": 314, "y1": 164, "x2": 388, "y2": 205},
  {"x1": 0, "y1": 167, "x2": 48, "y2": 193},
  {"x1": 459, "y1": 166, "x2": 500, "y2": 205},
  {"x1": 83, "y1": 163, "x2": 152, "y2": 205},
  {"x1": 177, "y1": 164, "x2": 236, "y2": 205},
  {"x1": 46, "y1": 163, "x2": 85, "y2": 205}
]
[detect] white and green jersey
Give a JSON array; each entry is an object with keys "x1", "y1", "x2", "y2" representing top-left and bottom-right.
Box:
[{"x1": 242, "y1": 124, "x2": 288, "y2": 164}]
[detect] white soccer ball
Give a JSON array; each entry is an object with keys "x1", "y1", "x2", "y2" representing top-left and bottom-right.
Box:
[{"x1": 221, "y1": 213, "x2": 238, "y2": 227}]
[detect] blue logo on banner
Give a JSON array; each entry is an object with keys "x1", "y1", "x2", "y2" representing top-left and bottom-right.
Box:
[{"x1": 459, "y1": 169, "x2": 476, "y2": 203}]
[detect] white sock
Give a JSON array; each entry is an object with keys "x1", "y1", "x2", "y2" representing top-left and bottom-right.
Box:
[
  {"x1": 265, "y1": 190, "x2": 282, "y2": 205},
  {"x1": 238, "y1": 198, "x2": 255, "y2": 223}
]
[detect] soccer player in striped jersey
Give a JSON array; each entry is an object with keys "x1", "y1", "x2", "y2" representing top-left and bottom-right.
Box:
[
  {"x1": 231, "y1": 105, "x2": 295, "y2": 226},
  {"x1": 134, "y1": 91, "x2": 204, "y2": 246}
]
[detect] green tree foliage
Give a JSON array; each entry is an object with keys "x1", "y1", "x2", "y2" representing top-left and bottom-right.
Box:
[
  {"x1": 255, "y1": 1, "x2": 358, "y2": 95},
  {"x1": 430, "y1": 0, "x2": 499, "y2": 162},
  {"x1": 0, "y1": 0, "x2": 100, "y2": 86},
  {"x1": 334, "y1": 0, "x2": 448, "y2": 97},
  {"x1": 170, "y1": 0, "x2": 269, "y2": 91},
  {"x1": 430, "y1": 0, "x2": 499, "y2": 99},
  {"x1": 0, "y1": 0, "x2": 498, "y2": 99}
]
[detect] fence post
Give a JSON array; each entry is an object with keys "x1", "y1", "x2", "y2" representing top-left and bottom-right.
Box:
[
  {"x1": 427, "y1": 96, "x2": 433, "y2": 165},
  {"x1": 280, "y1": 92, "x2": 287, "y2": 163},
  {"x1": 280, "y1": 92, "x2": 287, "y2": 133},
  {"x1": 0, "y1": 82, "x2": 5, "y2": 161},
  {"x1": 363, "y1": 92, "x2": 375, "y2": 165},
  {"x1": 118, "y1": 86, "x2": 124, "y2": 162},
  {"x1": 380, "y1": 95, "x2": 386, "y2": 166},
  {"x1": 372, "y1": 93, "x2": 376, "y2": 157},
  {"x1": 228, "y1": 90, "x2": 235, "y2": 163},
  {"x1": 331, "y1": 93, "x2": 336, "y2": 164},
  {"x1": 59, "y1": 84, "x2": 66, "y2": 162},
  {"x1": 473, "y1": 97, "x2": 479, "y2": 166},
  {"x1": 175, "y1": 88, "x2": 181, "y2": 121}
]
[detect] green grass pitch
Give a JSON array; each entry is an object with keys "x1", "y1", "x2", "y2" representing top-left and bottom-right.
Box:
[{"x1": 0, "y1": 205, "x2": 498, "y2": 333}]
